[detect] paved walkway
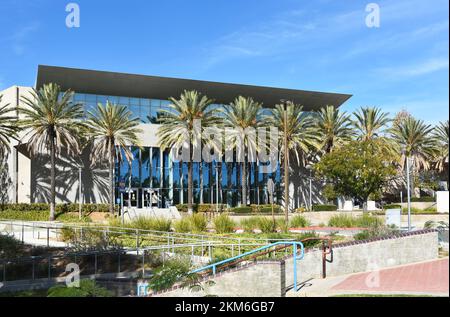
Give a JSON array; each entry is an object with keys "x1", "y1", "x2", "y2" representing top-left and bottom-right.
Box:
[{"x1": 289, "y1": 258, "x2": 449, "y2": 297}]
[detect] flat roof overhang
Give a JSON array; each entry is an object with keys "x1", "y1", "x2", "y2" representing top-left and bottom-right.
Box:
[{"x1": 36, "y1": 65, "x2": 352, "y2": 110}]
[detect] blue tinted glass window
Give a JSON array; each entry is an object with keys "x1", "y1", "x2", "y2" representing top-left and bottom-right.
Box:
[
  {"x1": 141, "y1": 105, "x2": 151, "y2": 123},
  {"x1": 130, "y1": 147, "x2": 140, "y2": 187},
  {"x1": 160, "y1": 100, "x2": 171, "y2": 110},
  {"x1": 108, "y1": 96, "x2": 119, "y2": 104},
  {"x1": 97, "y1": 95, "x2": 108, "y2": 104},
  {"x1": 129, "y1": 105, "x2": 140, "y2": 119},
  {"x1": 119, "y1": 96, "x2": 129, "y2": 105},
  {"x1": 141, "y1": 98, "x2": 151, "y2": 106},
  {"x1": 141, "y1": 147, "x2": 150, "y2": 187},
  {"x1": 173, "y1": 162, "x2": 181, "y2": 188},
  {"x1": 85, "y1": 94, "x2": 96, "y2": 102},
  {"x1": 130, "y1": 97, "x2": 139, "y2": 105},
  {"x1": 74, "y1": 93, "x2": 85, "y2": 102}
]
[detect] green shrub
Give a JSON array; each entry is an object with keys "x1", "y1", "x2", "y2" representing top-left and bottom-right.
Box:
[
  {"x1": 358, "y1": 213, "x2": 383, "y2": 227},
  {"x1": 213, "y1": 214, "x2": 236, "y2": 234},
  {"x1": 173, "y1": 217, "x2": 192, "y2": 233},
  {"x1": 402, "y1": 207, "x2": 437, "y2": 214},
  {"x1": 257, "y1": 217, "x2": 276, "y2": 233},
  {"x1": 229, "y1": 206, "x2": 253, "y2": 214},
  {"x1": 328, "y1": 214, "x2": 356, "y2": 227},
  {"x1": 129, "y1": 216, "x2": 172, "y2": 232},
  {"x1": 328, "y1": 213, "x2": 382, "y2": 228},
  {"x1": 189, "y1": 213, "x2": 208, "y2": 233},
  {"x1": 175, "y1": 204, "x2": 225, "y2": 213},
  {"x1": 411, "y1": 196, "x2": 435, "y2": 202},
  {"x1": 47, "y1": 279, "x2": 113, "y2": 297},
  {"x1": 149, "y1": 257, "x2": 191, "y2": 292},
  {"x1": 354, "y1": 225, "x2": 400, "y2": 241},
  {"x1": 276, "y1": 218, "x2": 289, "y2": 233},
  {"x1": 0, "y1": 203, "x2": 114, "y2": 213},
  {"x1": 239, "y1": 218, "x2": 259, "y2": 232},
  {"x1": 0, "y1": 210, "x2": 90, "y2": 222},
  {"x1": 289, "y1": 215, "x2": 310, "y2": 228},
  {"x1": 0, "y1": 234, "x2": 23, "y2": 258},
  {"x1": 251, "y1": 204, "x2": 282, "y2": 213},
  {"x1": 312, "y1": 204, "x2": 338, "y2": 211},
  {"x1": 383, "y1": 204, "x2": 402, "y2": 209}
]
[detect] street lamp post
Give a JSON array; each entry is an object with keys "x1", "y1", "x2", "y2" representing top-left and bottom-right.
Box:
[
  {"x1": 215, "y1": 164, "x2": 219, "y2": 215},
  {"x1": 406, "y1": 156, "x2": 412, "y2": 231},
  {"x1": 78, "y1": 166, "x2": 82, "y2": 220},
  {"x1": 281, "y1": 99, "x2": 289, "y2": 226},
  {"x1": 305, "y1": 165, "x2": 313, "y2": 211}
]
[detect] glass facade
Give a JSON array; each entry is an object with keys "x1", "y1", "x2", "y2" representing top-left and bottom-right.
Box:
[
  {"x1": 69, "y1": 92, "x2": 282, "y2": 208},
  {"x1": 72, "y1": 93, "x2": 172, "y2": 123},
  {"x1": 115, "y1": 146, "x2": 282, "y2": 208}
]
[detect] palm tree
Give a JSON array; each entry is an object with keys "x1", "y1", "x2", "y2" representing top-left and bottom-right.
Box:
[
  {"x1": 315, "y1": 105, "x2": 354, "y2": 153},
  {"x1": 19, "y1": 83, "x2": 85, "y2": 221},
  {"x1": 353, "y1": 107, "x2": 391, "y2": 141},
  {"x1": 433, "y1": 120, "x2": 449, "y2": 173},
  {"x1": 0, "y1": 95, "x2": 20, "y2": 157},
  {"x1": 84, "y1": 102, "x2": 142, "y2": 214},
  {"x1": 222, "y1": 96, "x2": 262, "y2": 206},
  {"x1": 391, "y1": 116, "x2": 437, "y2": 197},
  {"x1": 157, "y1": 90, "x2": 219, "y2": 214},
  {"x1": 266, "y1": 102, "x2": 321, "y2": 223}
]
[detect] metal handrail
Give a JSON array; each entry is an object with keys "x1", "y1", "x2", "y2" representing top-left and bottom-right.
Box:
[
  {"x1": 0, "y1": 219, "x2": 283, "y2": 244},
  {"x1": 190, "y1": 241, "x2": 305, "y2": 292}
]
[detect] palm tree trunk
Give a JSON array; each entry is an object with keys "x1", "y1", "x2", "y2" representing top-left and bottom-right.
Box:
[
  {"x1": 241, "y1": 160, "x2": 247, "y2": 206},
  {"x1": 49, "y1": 134, "x2": 56, "y2": 221},
  {"x1": 188, "y1": 160, "x2": 193, "y2": 214},
  {"x1": 218, "y1": 161, "x2": 222, "y2": 210},
  {"x1": 284, "y1": 153, "x2": 289, "y2": 225},
  {"x1": 109, "y1": 142, "x2": 115, "y2": 215}
]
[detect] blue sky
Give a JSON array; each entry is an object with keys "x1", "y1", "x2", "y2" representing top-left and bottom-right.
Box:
[{"x1": 0, "y1": 0, "x2": 448, "y2": 124}]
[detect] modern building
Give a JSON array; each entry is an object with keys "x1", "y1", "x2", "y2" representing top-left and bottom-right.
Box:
[{"x1": 1, "y1": 65, "x2": 351, "y2": 209}]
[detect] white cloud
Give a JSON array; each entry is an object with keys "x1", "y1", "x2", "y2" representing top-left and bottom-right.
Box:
[
  {"x1": 377, "y1": 57, "x2": 449, "y2": 77},
  {"x1": 7, "y1": 23, "x2": 40, "y2": 56}
]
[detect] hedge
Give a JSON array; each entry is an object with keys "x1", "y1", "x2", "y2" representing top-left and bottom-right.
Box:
[
  {"x1": 228, "y1": 206, "x2": 253, "y2": 214},
  {"x1": 383, "y1": 204, "x2": 402, "y2": 210},
  {"x1": 228, "y1": 205, "x2": 282, "y2": 214},
  {"x1": 0, "y1": 203, "x2": 115, "y2": 213},
  {"x1": 312, "y1": 204, "x2": 338, "y2": 211},
  {"x1": 410, "y1": 197, "x2": 435, "y2": 202},
  {"x1": 175, "y1": 204, "x2": 226, "y2": 213},
  {"x1": 0, "y1": 210, "x2": 91, "y2": 222}
]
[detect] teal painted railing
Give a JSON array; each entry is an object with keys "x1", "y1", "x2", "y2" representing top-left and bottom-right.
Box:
[{"x1": 190, "y1": 241, "x2": 305, "y2": 292}]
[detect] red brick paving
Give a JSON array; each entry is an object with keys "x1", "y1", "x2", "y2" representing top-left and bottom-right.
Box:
[{"x1": 332, "y1": 258, "x2": 449, "y2": 294}]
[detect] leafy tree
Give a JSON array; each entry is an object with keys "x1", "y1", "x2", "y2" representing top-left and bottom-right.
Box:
[
  {"x1": 19, "y1": 84, "x2": 85, "y2": 221},
  {"x1": 315, "y1": 140, "x2": 395, "y2": 207},
  {"x1": 85, "y1": 102, "x2": 142, "y2": 214}
]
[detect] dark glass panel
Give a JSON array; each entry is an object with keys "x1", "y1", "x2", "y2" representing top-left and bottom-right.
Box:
[{"x1": 141, "y1": 147, "x2": 150, "y2": 187}]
